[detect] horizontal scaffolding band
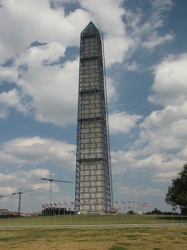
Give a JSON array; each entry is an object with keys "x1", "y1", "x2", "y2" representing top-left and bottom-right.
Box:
[{"x1": 77, "y1": 157, "x2": 103, "y2": 163}]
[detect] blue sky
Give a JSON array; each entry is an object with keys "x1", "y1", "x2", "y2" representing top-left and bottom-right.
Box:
[{"x1": 0, "y1": 0, "x2": 187, "y2": 213}]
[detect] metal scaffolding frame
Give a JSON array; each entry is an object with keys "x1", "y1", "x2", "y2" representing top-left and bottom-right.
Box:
[{"x1": 75, "y1": 22, "x2": 113, "y2": 214}]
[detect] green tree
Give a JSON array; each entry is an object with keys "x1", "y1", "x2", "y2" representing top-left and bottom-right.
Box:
[{"x1": 165, "y1": 163, "x2": 187, "y2": 213}]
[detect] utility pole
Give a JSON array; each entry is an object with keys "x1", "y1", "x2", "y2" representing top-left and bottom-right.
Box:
[{"x1": 41, "y1": 175, "x2": 73, "y2": 203}]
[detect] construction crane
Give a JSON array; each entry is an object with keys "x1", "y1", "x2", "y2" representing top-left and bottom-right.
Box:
[
  {"x1": 41, "y1": 175, "x2": 74, "y2": 203},
  {"x1": 12, "y1": 188, "x2": 43, "y2": 216},
  {"x1": 0, "y1": 194, "x2": 4, "y2": 206}
]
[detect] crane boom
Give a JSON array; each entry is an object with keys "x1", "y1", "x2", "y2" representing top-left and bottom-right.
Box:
[
  {"x1": 41, "y1": 175, "x2": 73, "y2": 203},
  {"x1": 41, "y1": 177, "x2": 73, "y2": 183}
]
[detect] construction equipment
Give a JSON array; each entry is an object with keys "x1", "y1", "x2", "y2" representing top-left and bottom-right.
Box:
[
  {"x1": 12, "y1": 188, "x2": 43, "y2": 216},
  {"x1": 41, "y1": 175, "x2": 73, "y2": 203}
]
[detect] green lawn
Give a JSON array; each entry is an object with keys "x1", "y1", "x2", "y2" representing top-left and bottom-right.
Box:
[
  {"x1": 0, "y1": 214, "x2": 186, "y2": 227},
  {"x1": 0, "y1": 226, "x2": 187, "y2": 250}
]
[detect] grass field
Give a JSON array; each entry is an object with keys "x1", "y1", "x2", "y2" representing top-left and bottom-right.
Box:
[
  {"x1": 0, "y1": 214, "x2": 187, "y2": 226},
  {"x1": 0, "y1": 215, "x2": 187, "y2": 250},
  {"x1": 0, "y1": 226, "x2": 187, "y2": 249}
]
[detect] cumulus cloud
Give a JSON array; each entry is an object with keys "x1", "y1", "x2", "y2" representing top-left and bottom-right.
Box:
[
  {"x1": 79, "y1": 0, "x2": 135, "y2": 66},
  {"x1": 109, "y1": 111, "x2": 142, "y2": 135},
  {"x1": 110, "y1": 52, "x2": 187, "y2": 185},
  {"x1": 0, "y1": 0, "x2": 87, "y2": 63},
  {"x1": 0, "y1": 89, "x2": 31, "y2": 116},
  {"x1": 0, "y1": 0, "x2": 175, "y2": 127},
  {"x1": 148, "y1": 53, "x2": 187, "y2": 106},
  {"x1": 0, "y1": 136, "x2": 76, "y2": 170},
  {"x1": 0, "y1": 0, "x2": 183, "y2": 210},
  {"x1": 0, "y1": 45, "x2": 79, "y2": 126},
  {"x1": 129, "y1": 53, "x2": 187, "y2": 161},
  {"x1": 121, "y1": 53, "x2": 186, "y2": 148}
]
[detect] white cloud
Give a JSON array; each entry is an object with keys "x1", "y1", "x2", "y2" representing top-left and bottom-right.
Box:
[
  {"x1": 106, "y1": 77, "x2": 119, "y2": 103},
  {"x1": 142, "y1": 31, "x2": 174, "y2": 49},
  {"x1": 0, "y1": 89, "x2": 31, "y2": 116},
  {"x1": 109, "y1": 111, "x2": 142, "y2": 135},
  {"x1": 126, "y1": 61, "x2": 143, "y2": 72},
  {"x1": 0, "y1": 0, "x2": 175, "y2": 127},
  {"x1": 0, "y1": 0, "x2": 182, "y2": 212},
  {"x1": 80, "y1": 0, "x2": 125, "y2": 36},
  {"x1": 0, "y1": 136, "x2": 76, "y2": 170},
  {"x1": 0, "y1": 0, "x2": 87, "y2": 63},
  {"x1": 152, "y1": 171, "x2": 178, "y2": 183},
  {"x1": 145, "y1": 0, "x2": 173, "y2": 32},
  {"x1": 111, "y1": 150, "x2": 136, "y2": 174},
  {"x1": 118, "y1": 185, "x2": 163, "y2": 196},
  {"x1": 127, "y1": 54, "x2": 187, "y2": 164},
  {"x1": 148, "y1": 53, "x2": 187, "y2": 106},
  {"x1": 0, "y1": 107, "x2": 8, "y2": 119},
  {"x1": 0, "y1": 44, "x2": 80, "y2": 126},
  {"x1": 79, "y1": 0, "x2": 135, "y2": 66},
  {"x1": 109, "y1": 52, "x2": 187, "y2": 185},
  {"x1": 124, "y1": 0, "x2": 174, "y2": 51},
  {"x1": 104, "y1": 36, "x2": 134, "y2": 66},
  {"x1": 0, "y1": 65, "x2": 17, "y2": 84},
  {"x1": 0, "y1": 169, "x2": 51, "y2": 195},
  {"x1": 137, "y1": 103, "x2": 187, "y2": 152}
]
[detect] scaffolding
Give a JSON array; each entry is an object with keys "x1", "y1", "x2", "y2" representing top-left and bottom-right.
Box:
[{"x1": 75, "y1": 22, "x2": 113, "y2": 214}]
